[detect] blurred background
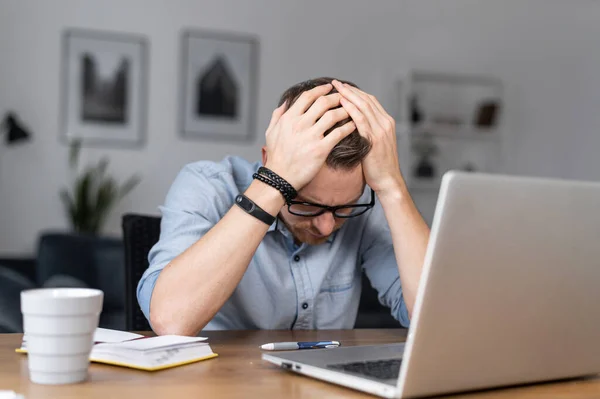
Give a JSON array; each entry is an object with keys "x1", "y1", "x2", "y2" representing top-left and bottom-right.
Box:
[{"x1": 0, "y1": 0, "x2": 599, "y2": 331}]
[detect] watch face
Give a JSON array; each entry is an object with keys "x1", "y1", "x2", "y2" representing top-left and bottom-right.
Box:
[
  {"x1": 236, "y1": 195, "x2": 254, "y2": 212},
  {"x1": 235, "y1": 194, "x2": 275, "y2": 225}
]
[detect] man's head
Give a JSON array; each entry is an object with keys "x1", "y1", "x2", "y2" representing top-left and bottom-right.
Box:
[
  {"x1": 277, "y1": 77, "x2": 371, "y2": 169},
  {"x1": 264, "y1": 77, "x2": 372, "y2": 245}
]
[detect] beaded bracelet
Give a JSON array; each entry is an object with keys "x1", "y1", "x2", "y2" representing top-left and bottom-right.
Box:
[{"x1": 252, "y1": 167, "x2": 298, "y2": 203}]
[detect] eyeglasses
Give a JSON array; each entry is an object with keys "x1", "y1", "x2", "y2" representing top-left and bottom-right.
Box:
[{"x1": 287, "y1": 189, "x2": 375, "y2": 218}]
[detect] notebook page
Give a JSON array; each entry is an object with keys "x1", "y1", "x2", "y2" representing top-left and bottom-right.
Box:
[
  {"x1": 94, "y1": 335, "x2": 208, "y2": 352},
  {"x1": 23, "y1": 328, "x2": 144, "y2": 346},
  {"x1": 94, "y1": 328, "x2": 144, "y2": 343}
]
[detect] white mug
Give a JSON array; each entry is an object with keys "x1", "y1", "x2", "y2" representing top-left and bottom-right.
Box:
[{"x1": 21, "y1": 288, "x2": 103, "y2": 384}]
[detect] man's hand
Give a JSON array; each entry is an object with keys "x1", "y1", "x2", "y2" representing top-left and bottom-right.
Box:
[
  {"x1": 332, "y1": 80, "x2": 405, "y2": 198},
  {"x1": 264, "y1": 83, "x2": 356, "y2": 191}
]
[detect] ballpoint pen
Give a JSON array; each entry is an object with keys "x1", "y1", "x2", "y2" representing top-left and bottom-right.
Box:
[{"x1": 260, "y1": 341, "x2": 340, "y2": 350}]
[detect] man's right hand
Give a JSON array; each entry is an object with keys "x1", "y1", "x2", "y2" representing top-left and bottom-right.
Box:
[{"x1": 263, "y1": 83, "x2": 356, "y2": 191}]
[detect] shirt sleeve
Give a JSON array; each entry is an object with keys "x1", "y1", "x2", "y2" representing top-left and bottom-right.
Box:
[
  {"x1": 136, "y1": 164, "x2": 234, "y2": 323},
  {"x1": 359, "y1": 200, "x2": 410, "y2": 328}
]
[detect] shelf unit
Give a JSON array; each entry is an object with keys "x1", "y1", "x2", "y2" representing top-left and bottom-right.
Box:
[
  {"x1": 396, "y1": 70, "x2": 505, "y2": 222},
  {"x1": 410, "y1": 122, "x2": 501, "y2": 142}
]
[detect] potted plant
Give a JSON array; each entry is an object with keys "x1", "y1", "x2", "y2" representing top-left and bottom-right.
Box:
[{"x1": 60, "y1": 140, "x2": 140, "y2": 235}]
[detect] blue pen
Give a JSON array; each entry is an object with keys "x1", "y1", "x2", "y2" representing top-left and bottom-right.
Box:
[{"x1": 260, "y1": 341, "x2": 340, "y2": 350}]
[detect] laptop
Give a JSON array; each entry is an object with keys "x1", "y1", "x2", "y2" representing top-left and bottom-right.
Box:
[{"x1": 262, "y1": 171, "x2": 600, "y2": 398}]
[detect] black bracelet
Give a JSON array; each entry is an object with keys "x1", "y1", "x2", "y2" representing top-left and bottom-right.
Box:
[
  {"x1": 253, "y1": 173, "x2": 291, "y2": 203},
  {"x1": 234, "y1": 194, "x2": 276, "y2": 225},
  {"x1": 253, "y1": 167, "x2": 298, "y2": 203}
]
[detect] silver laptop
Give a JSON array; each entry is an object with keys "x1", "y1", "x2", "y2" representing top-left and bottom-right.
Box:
[{"x1": 263, "y1": 171, "x2": 600, "y2": 398}]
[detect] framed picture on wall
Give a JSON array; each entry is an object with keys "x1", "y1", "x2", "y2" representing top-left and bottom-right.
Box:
[
  {"x1": 60, "y1": 29, "x2": 148, "y2": 147},
  {"x1": 179, "y1": 29, "x2": 259, "y2": 142}
]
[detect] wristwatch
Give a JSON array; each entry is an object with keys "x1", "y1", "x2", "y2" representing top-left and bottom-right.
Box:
[{"x1": 234, "y1": 194, "x2": 276, "y2": 226}]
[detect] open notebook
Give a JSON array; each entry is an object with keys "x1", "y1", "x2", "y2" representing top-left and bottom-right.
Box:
[{"x1": 17, "y1": 328, "x2": 218, "y2": 371}]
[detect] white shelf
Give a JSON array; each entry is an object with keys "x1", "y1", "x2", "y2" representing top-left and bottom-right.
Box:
[{"x1": 410, "y1": 122, "x2": 501, "y2": 141}]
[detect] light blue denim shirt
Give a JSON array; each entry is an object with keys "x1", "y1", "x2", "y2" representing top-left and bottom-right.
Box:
[{"x1": 137, "y1": 156, "x2": 410, "y2": 330}]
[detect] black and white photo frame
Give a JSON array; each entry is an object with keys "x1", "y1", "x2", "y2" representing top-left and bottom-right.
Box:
[
  {"x1": 179, "y1": 29, "x2": 259, "y2": 142},
  {"x1": 60, "y1": 29, "x2": 148, "y2": 147}
]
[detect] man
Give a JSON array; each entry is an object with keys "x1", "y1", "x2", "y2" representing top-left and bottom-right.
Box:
[{"x1": 137, "y1": 77, "x2": 430, "y2": 336}]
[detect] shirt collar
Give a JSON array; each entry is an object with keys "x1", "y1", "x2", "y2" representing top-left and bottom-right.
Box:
[
  {"x1": 267, "y1": 219, "x2": 278, "y2": 233},
  {"x1": 267, "y1": 216, "x2": 337, "y2": 244}
]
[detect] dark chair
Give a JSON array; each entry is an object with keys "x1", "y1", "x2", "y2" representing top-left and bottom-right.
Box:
[
  {"x1": 38, "y1": 233, "x2": 127, "y2": 330},
  {"x1": 0, "y1": 233, "x2": 127, "y2": 332},
  {"x1": 122, "y1": 214, "x2": 160, "y2": 332},
  {"x1": 0, "y1": 266, "x2": 36, "y2": 333},
  {"x1": 121, "y1": 213, "x2": 400, "y2": 331},
  {"x1": 354, "y1": 275, "x2": 400, "y2": 328}
]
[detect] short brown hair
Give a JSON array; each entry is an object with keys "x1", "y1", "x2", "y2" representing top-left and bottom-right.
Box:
[{"x1": 278, "y1": 77, "x2": 371, "y2": 170}]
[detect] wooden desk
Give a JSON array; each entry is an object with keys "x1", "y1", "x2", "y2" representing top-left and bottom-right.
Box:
[{"x1": 1, "y1": 329, "x2": 599, "y2": 398}]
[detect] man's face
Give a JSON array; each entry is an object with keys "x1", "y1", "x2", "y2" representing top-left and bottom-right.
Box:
[{"x1": 279, "y1": 164, "x2": 365, "y2": 245}]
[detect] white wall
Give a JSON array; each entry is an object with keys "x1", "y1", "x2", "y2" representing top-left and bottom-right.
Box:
[{"x1": 1, "y1": 0, "x2": 599, "y2": 254}]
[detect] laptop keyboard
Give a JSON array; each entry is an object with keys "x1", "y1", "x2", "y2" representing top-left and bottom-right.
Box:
[{"x1": 327, "y1": 358, "x2": 402, "y2": 380}]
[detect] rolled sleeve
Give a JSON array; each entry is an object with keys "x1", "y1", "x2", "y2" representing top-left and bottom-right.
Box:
[
  {"x1": 359, "y1": 201, "x2": 410, "y2": 328},
  {"x1": 136, "y1": 163, "x2": 235, "y2": 322}
]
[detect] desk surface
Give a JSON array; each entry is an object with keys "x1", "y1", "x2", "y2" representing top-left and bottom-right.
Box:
[{"x1": 1, "y1": 329, "x2": 599, "y2": 398}]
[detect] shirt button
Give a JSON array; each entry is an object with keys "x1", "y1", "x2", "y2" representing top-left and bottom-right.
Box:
[
  {"x1": 302, "y1": 302, "x2": 309, "y2": 310},
  {"x1": 294, "y1": 255, "x2": 300, "y2": 262}
]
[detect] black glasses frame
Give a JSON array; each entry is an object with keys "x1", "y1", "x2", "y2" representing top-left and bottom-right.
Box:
[{"x1": 287, "y1": 189, "x2": 375, "y2": 218}]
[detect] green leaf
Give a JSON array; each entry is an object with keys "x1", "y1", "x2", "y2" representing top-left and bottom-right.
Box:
[
  {"x1": 68, "y1": 139, "x2": 82, "y2": 170},
  {"x1": 95, "y1": 157, "x2": 109, "y2": 181},
  {"x1": 59, "y1": 188, "x2": 73, "y2": 209},
  {"x1": 118, "y1": 174, "x2": 141, "y2": 200},
  {"x1": 73, "y1": 168, "x2": 95, "y2": 233},
  {"x1": 60, "y1": 147, "x2": 142, "y2": 235},
  {"x1": 92, "y1": 178, "x2": 117, "y2": 233},
  {"x1": 59, "y1": 188, "x2": 77, "y2": 230}
]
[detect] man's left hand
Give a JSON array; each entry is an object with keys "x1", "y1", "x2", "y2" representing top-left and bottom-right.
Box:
[{"x1": 332, "y1": 80, "x2": 406, "y2": 198}]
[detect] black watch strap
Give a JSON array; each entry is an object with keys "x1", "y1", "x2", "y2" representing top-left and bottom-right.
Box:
[{"x1": 234, "y1": 194, "x2": 276, "y2": 226}]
